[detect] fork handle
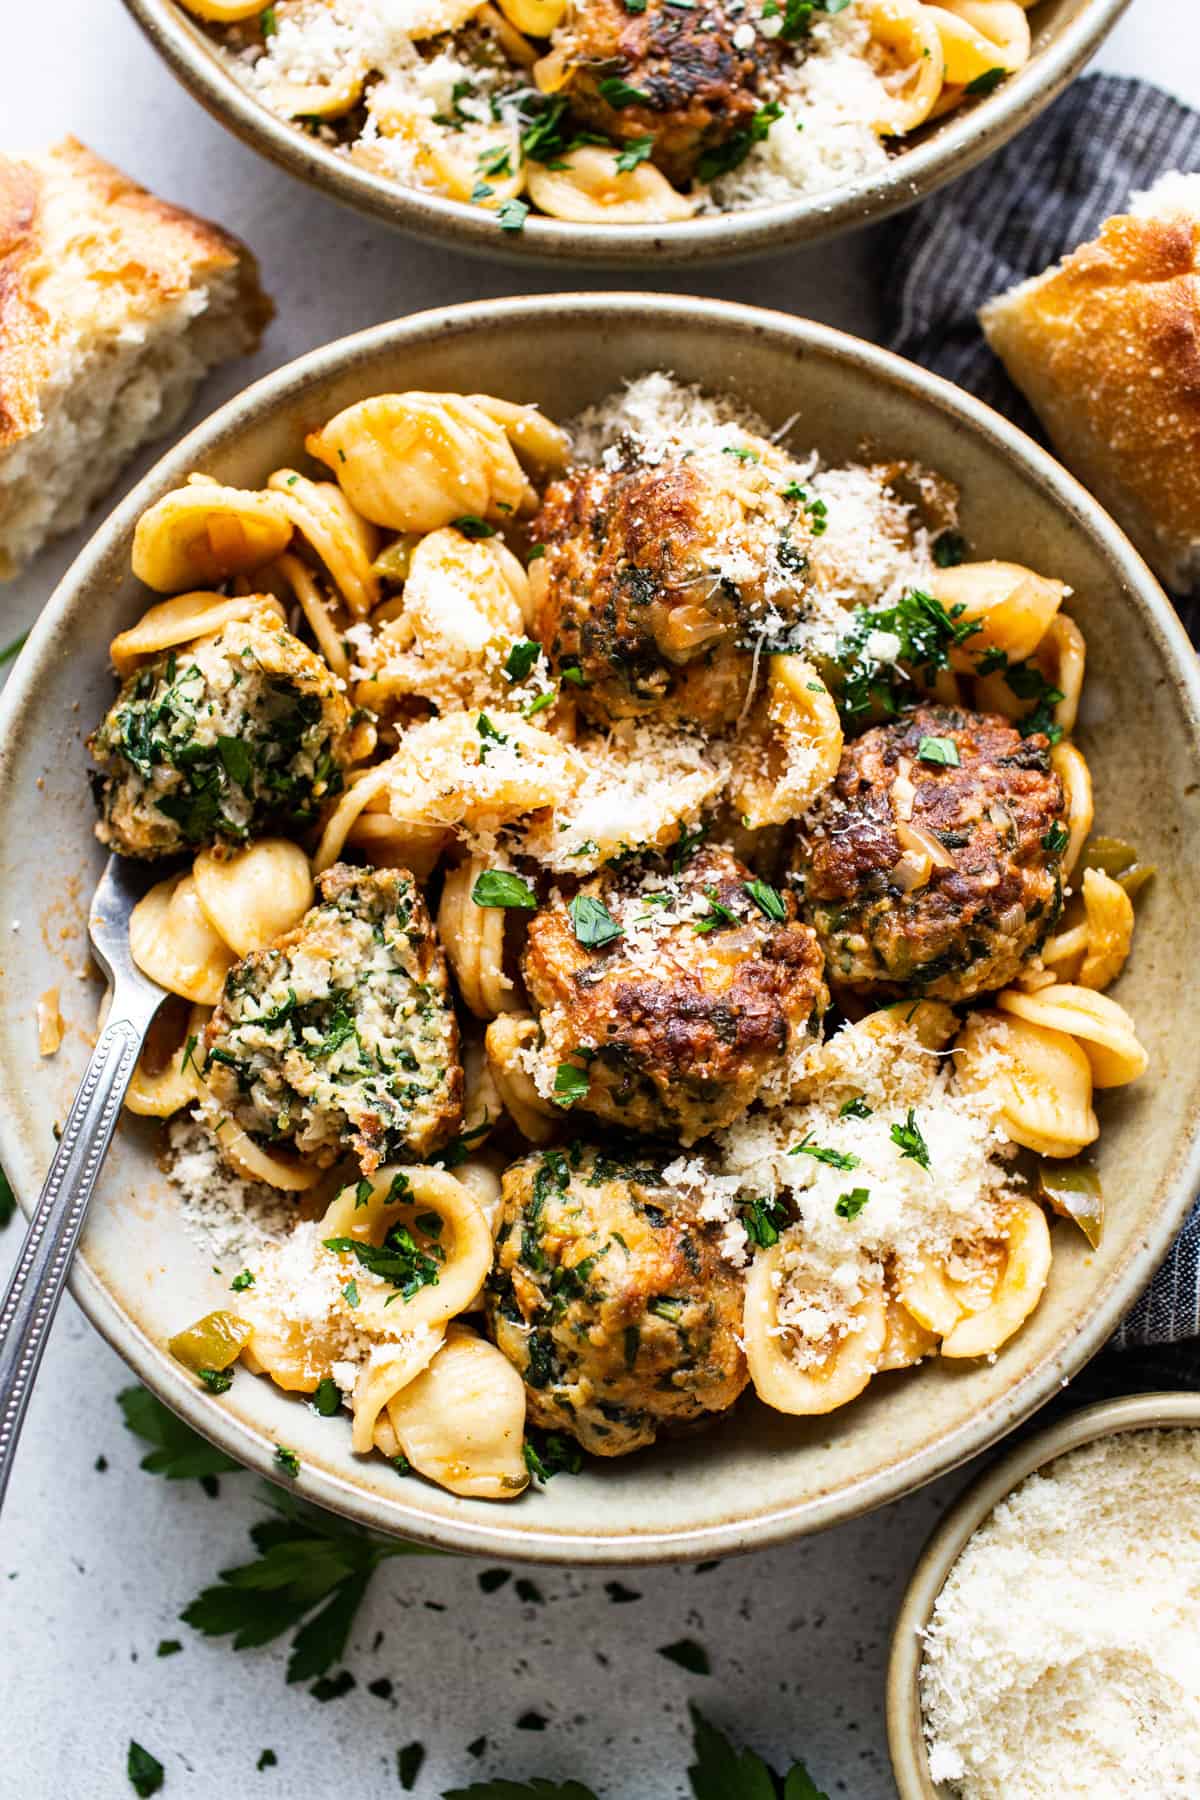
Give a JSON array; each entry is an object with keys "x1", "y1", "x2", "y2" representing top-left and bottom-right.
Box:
[{"x1": 0, "y1": 981, "x2": 163, "y2": 1514}]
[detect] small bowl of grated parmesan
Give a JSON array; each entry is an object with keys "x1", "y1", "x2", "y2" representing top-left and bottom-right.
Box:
[{"x1": 888, "y1": 1391, "x2": 1200, "y2": 1800}]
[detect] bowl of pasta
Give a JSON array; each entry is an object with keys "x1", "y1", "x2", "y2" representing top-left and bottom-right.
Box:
[
  {"x1": 2, "y1": 293, "x2": 1197, "y2": 1563},
  {"x1": 120, "y1": 0, "x2": 1130, "y2": 264}
]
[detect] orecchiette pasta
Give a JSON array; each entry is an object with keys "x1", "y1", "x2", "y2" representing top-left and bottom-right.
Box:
[
  {"x1": 526, "y1": 148, "x2": 697, "y2": 225},
  {"x1": 862, "y1": 0, "x2": 947, "y2": 134},
  {"x1": 101, "y1": 371, "x2": 1142, "y2": 1500}
]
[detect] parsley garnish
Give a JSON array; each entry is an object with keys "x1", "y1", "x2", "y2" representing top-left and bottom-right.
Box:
[
  {"x1": 198, "y1": 1367, "x2": 234, "y2": 1395},
  {"x1": 523, "y1": 1427, "x2": 584, "y2": 1483},
  {"x1": 127, "y1": 1741, "x2": 165, "y2": 1797},
  {"x1": 839, "y1": 1096, "x2": 872, "y2": 1120},
  {"x1": 259, "y1": 4, "x2": 277, "y2": 35},
  {"x1": 471, "y1": 869, "x2": 537, "y2": 909},
  {"x1": 552, "y1": 1062, "x2": 590, "y2": 1108},
  {"x1": 790, "y1": 1134, "x2": 860, "y2": 1171},
  {"x1": 568, "y1": 893, "x2": 623, "y2": 948},
  {"x1": 616, "y1": 134, "x2": 655, "y2": 173},
  {"x1": 453, "y1": 515, "x2": 496, "y2": 538},
  {"x1": 0, "y1": 630, "x2": 28, "y2": 668},
  {"x1": 890, "y1": 1107, "x2": 930, "y2": 1170},
  {"x1": 740, "y1": 1194, "x2": 789, "y2": 1249},
  {"x1": 118, "y1": 1384, "x2": 240, "y2": 1484},
  {"x1": 597, "y1": 75, "x2": 652, "y2": 106},
  {"x1": 965, "y1": 66, "x2": 1007, "y2": 95},
  {"x1": 834, "y1": 1188, "x2": 871, "y2": 1220},
  {"x1": 312, "y1": 1376, "x2": 341, "y2": 1417},
  {"x1": 933, "y1": 529, "x2": 967, "y2": 567},
  {"x1": 694, "y1": 889, "x2": 737, "y2": 935},
  {"x1": 697, "y1": 101, "x2": 783, "y2": 182},
  {"x1": 832, "y1": 587, "x2": 982, "y2": 723},
  {"x1": 274, "y1": 1445, "x2": 300, "y2": 1478},
  {"x1": 497, "y1": 197, "x2": 530, "y2": 232},
  {"x1": 231, "y1": 1269, "x2": 255, "y2": 1292},
  {"x1": 744, "y1": 879, "x2": 786, "y2": 922},
  {"x1": 1042, "y1": 819, "x2": 1070, "y2": 855},
  {"x1": 917, "y1": 735, "x2": 961, "y2": 768},
  {"x1": 180, "y1": 1483, "x2": 440, "y2": 1682},
  {"x1": 504, "y1": 639, "x2": 541, "y2": 682},
  {"x1": 323, "y1": 1226, "x2": 442, "y2": 1303}
]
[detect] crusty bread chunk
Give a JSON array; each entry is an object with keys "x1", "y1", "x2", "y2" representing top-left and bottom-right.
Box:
[
  {"x1": 0, "y1": 138, "x2": 272, "y2": 579},
  {"x1": 979, "y1": 172, "x2": 1200, "y2": 593}
]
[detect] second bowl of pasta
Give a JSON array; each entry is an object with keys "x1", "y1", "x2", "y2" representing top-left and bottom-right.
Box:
[{"x1": 2, "y1": 293, "x2": 1197, "y2": 1562}]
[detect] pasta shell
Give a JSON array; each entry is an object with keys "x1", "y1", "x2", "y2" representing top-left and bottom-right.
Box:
[
  {"x1": 209, "y1": 1113, "x2": 320, "y2": 1191},
  {"x1": 729, "y1": 657, "x2": 843, "y2": 830},
  {"x1": 351, "y1": 1333, "x2": 445, "y2": 1455},
  {"x1": 125, "y1": 1002, "x2": 209, "y2": 1119},
  {"x1": 438, "y1": 856, "x2": 522, "y2": 1020},
  {"x1": 176, "y1": 0, "x2": 265, "y2": 17},
  {"x1": 1051, "y1": 741, "x2": 1094, "y2": 880},
  {"x1": 861, "y1": 0, "x2": 947, "y2": 134},
  {"x1": 320, "y1": 1164, "x2": 494, "y2": 1334},
  {"x1": 485, "y1": 1013, "x2": 557, "y2": 1143},
  {"x1": 929, "y1": 561, "x2": 1068, "y2": 669},
  {"x1": 893, "y1": 1255, "x2": 964, "y2": 1337},
  {"x1": 1073, "y1": 868, "x2": 1135, "y2": 992},
  {"x1": 109, "y1": 592, "x2": 285, "y2": 676},
  {"x1": 743, "y1": 1247, "x2": 887, "y2": 1416},
  {"x1": 273, "y1": 553, "x2": 349, "y2": 681},
  {"x1": 129, "y1": 874, "x2": 235, "y2": 1005},
  {"x1": 527, "y1": 147, "x2": 696, "y2": 224},
  {"x1": 192, "y1": 838, "x2": 314, "y2": 959},
  {"x1": 997, "y1": 984, "x2": 1148, "y2": 1088},
  {"x1": 131, "y1": 481, "x2": 293, "y2": 594},
  {"x1": 466, "y1": 395, "x2": 571, "y2": 479},
  {"x1": 306, "y1": 393, "x2": 536, "y2": 534},
  {"x1": 267, "y1": 471, "x2": 380, "y2": 618},
  {"x1": 941, "y1": 1200, "x2": 1052, "y2": 1358},
  {"x1": 924, "y1": 0, "x2": 1030, "y2": 85},
  {"x1": 495, "y1": 0, "x2": 565, "y2": 32},
  {"x1": 955, "y1": 1008, "x2": 1099, "y2": 1156},
  {"x1": 383, "y1": 1325, "x2": 529, "y2": 1499},
  {"x1": 877, "y1": 1289, "x2": 939, "y2": 1371}
]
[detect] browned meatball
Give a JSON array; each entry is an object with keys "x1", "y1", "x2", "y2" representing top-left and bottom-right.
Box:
[
  {"x1": 793, "y1": 706, "x2": 1066, "y2": 1002},
  {"x1": 522, "y1": 844, "x2": 827, "y2": 1142},
  {"x1": 485, "y1": 1144, "x2": 749, "y2": 1456},
  {"x1": 552, "y1": 0, "x2": 780, "y2": 187},
  {"x1": 529, "y1": 443, "x2": 816, "y2": 730}
]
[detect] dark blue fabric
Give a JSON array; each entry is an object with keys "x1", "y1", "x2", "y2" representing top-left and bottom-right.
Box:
[{"x1": 879, "y1": 75, "x2": 1200, "y2": 1347}]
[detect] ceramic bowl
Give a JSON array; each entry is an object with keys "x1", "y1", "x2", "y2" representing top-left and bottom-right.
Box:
[
  {"x1": 887, "y1": 1391, "x2": 1200, "y2": 1797},
  {"x1": 2, "y1": 294, "x2": 1198, "y2": 1564},
  {"x1": 120, "y1": 0, "x2": 1131, "y2": 267}
]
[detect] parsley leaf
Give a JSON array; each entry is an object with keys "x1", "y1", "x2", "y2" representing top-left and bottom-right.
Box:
[
  {"x1": 127, "y1": 1741, "x2": 165, "y2": 1797},
  {"x1": 497, "y1": 197, "x2": 530, "y2": 232},
  {"x1": 834, "y1": 1188, "x2": 870, "y2": 1220},
  {"x1": 453, "y1": 515, "x2": 496, "y2": 538},
  {"x1": 118, "y1": 1384, "x2": 240, "y2": 1482},
  {"x1": 965, "y1": 65, "x2": 1006, "y2": 95},
  {"x1": 504, "y1": 639, "x2": 541, "y2": 682},
  {"x1": 1042, "y1": 819, "x2": 1070, "y2": 855},
  {"x1": 568, "y1": 893, "x2": 623, "y2": 949},
  {"x1": 917, "y1": 735, "x2": 960, "y2": 768},
  {"x1": 472, "y1": 869, "x2": 538, "y2": 909},
  {"x1": 688, "y1": 1704, "x2": 831, "y2": 1800},
  {"x1": 552, "y1": 1062, "x2": 590, "y2": 1108},
  {"x1": 615, "y1": 134, "x2": 655, "y2": 173},
  {"x1": 890, "y1": 1107, "x2": 930, "y2": 1170},
  {"x1": 740, "y1": 1194, "x2": 789, "y2": 1249},
  {"x1": 523, "y1": 1426, "x2": 584, "y2": 1483},
  {"x1": 744, "y1": 879, "x2": 787, "y2": 922},
  {"x1": 597, "y1": 75, "x2": 651, "y2": 105},
  {"x1": 231, "y1": 1269, "x2": 255, "y2": 1292},
  {"x1": 323, "y1": 1226, "x2": 442, "y2": 1303},
  {"x1": 179, "y1": 1484, "x2": 439, "y2": 1681},
  {"x1": 312, "y1": 1376, "x2": 341, "y2": 1417},
  {"x1": 694, "y1": 889, "x2": 737, "y2": 935},
  {"x1": 839, "y1": 1097, "x2": 872, "y2": 1120},
  {"x1": 790, "y1": 1134, "x2": 860, "y2": 1172}
]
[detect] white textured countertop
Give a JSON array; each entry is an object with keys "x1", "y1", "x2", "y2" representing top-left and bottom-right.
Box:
[{"x1": 0, "y1": 3, "x2": 1187, "y2": 1795}]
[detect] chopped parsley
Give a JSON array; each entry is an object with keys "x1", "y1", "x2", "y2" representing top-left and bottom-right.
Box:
[
  {"x1": 790, "y1": 1134, "x2": 860, "y2": 1172},
  {"x1": 1042, "y1": 819, "x2": 1071, "y2": 855},
  {"x1": 616, "y1": 135, "x2": 655, "y2": 173},
  {"x1": 568, "y1": 893, "x2": 623, "y2": 949},
  {"x1": 259, "y1": 4, "x2": 277, "y2": 35},
  {"x1": 274, "y1": 1445, "x2": 300, "y2": 1478},
  {"x1": 890, "y1": 1107, "x2": 931, "y2": 1170},
  {"x1": 933, "y1": 529, "x2": 967, "y2": 567},
  {"x1": 740, "y1": 1194, "x2": 789, "y2": 1249},
  {"x1": 832, "y1": 587, "x2": 982, "y2": 723},
  {"x1": 697, "y1": 101, "x2": 783, "y2": 183},
  {"x1": 552, "y1": 1062, "x2": 590, "y2": 1108},
  {"x1": 597, "y1": 75, "x2": 651, "y2": 106},
  {"x1": 496, "y1": 197, "x2": 530, "y2": 232},
  {"x1": 839, "y1": 1096, "x2": 872, "y2": 1120},
  {"x1": 504, "y1": 638, "x2": 541, "y2": 682},
  {"x1": 398, "y1": 1743, "x2": 426, "y2": 1791},
  {"x1": 231, "y1": 1269, "x2": 255, "y2": 1292},
  {"x1": 312, "y1": 1376, "x2": 341, "y2": 1417},
  {"x1": 744, "y1": 879, "x2": 786, "y2": 922},
  {"x1": 834, "y1": 1188, "x2": 871, "y2": 1220},
  {"x1": 694, "y1": 890, "x2": 737, "y2": 934},
  {"x1": 117, "y1": 1384, "x2": 240, "y2": 1484},
  {"x1": 471, "y1": 869, "x2": 537, "y2": 909},
  {"x1": 453, "y1": 515, "x2": 496, "y2": 539},
  {"x1": 523, "y1": 1427, "x2": 584, "y2": 1483},
  {"x1": 917, "y1": 735, "x2": 961, "y2": 768},
  {"x1": 197, "y1": 1367, "x2": 234, "y2": 1395},
  {"x1": 323, "y1": 1225, "x2": 442, "y2": 1304},
  {"x1": 965, "y1": 66, "x2": 1007, "y2": 95}
]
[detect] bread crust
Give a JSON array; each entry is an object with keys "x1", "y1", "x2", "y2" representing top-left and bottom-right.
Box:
[
  {"x1": 979, "y1": 204, "x2": 1200, "y2": 591},
  {"x1": 0, "y1": 136, "x2": 273, "y2": 452}
]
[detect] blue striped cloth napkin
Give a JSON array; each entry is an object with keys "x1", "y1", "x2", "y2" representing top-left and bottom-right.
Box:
[{"x1": 879, "y1": 75, "x2": 1200, "y2": 1348}]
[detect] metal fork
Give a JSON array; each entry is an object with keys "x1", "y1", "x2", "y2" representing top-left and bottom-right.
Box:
[{"x1": 0, "y1": 856, "x2": 167, "y2": 1513}]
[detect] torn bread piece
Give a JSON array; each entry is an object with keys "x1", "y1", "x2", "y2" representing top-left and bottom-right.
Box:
[
  {"x1": 979, "y1": 171, "x2": 1200, "y2": 593},
  {"x1": 0, "y1": 137, "x2": 273, "y2": 579}
]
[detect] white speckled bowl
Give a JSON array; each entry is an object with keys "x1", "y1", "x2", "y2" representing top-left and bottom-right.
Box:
[
  {"x1": 120, "y1": 0, "x2": 1131, "y2": 266},
  {"x1": 887, "y1": 1392, "x2": 1200, "y2": 1798},
  {"x1": 2, "y1": 295, "x2": 1198, "y2": 1563}
]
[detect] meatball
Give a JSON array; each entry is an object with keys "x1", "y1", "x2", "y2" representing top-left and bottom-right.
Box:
[
  {"x1": 204, "y1": 863, "x2": 462, "y2": 1171},
  {"x1": 522, "y1": 844, "x2": 827, "y2": 1142},
  {"x1": 793, "y1": 705, "x2": 1066, "y2": 1002},
  {"x1": 485, "y1": 1144, "x2": 749, "y2": 1455},
  {"x1": 89, "y1": 611, "x2": 356, "y2": 859},
  {"x1": 530, "y1": 442, "x2": 816, "y2": 730},
  {"x1": 552, "y1": 0, "x2": 779, "y2": 187}
]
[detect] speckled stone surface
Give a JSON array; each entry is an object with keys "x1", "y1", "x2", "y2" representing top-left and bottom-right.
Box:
[{"x1": 0, "y1": 3, "x2": 1188, "y2": 1794}]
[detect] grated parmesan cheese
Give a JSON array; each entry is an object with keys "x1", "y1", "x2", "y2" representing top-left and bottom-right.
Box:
[
  {"x1": 921, "y1": 1429, "x2": 1200, "y2": 1799},
  {"x1": 165, "y1": 1113, "x2": 299, "y2": 1260}
]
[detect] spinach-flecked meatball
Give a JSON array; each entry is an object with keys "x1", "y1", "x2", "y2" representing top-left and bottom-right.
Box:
[
  {"x1": 89, "y1": 610, "x2": 356, "y2": 859},
  {"x1": 522, "y1": 844, "x2": 827, "y2": 1143},
  {"x1": 529, "y1": 440, "x2": 818, "y2": 730},
  {"x1": 793, "y1": 705, "x2": 1066, "y2": 1002},
  {"x1": 485, "y1": 1145, "x2": 749, "y2": 1456},
  {"x1": 552, "y1": 0, "x2": 780, "y2": 187},
  {"x1": 204, "y1": 863, "x2": 461, "y2": 1172}
]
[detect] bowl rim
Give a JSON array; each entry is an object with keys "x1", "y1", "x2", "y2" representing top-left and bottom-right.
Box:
[
  {"x1": 886, "y1": 1390, "x2": 1200, "y2": 1799},
  {"x1": 119, "y1": 0, "x2": 1132, "y2": 266},
  {"x1": 4, "y1": 291, "x2": 1200, "y2": 1564}
]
